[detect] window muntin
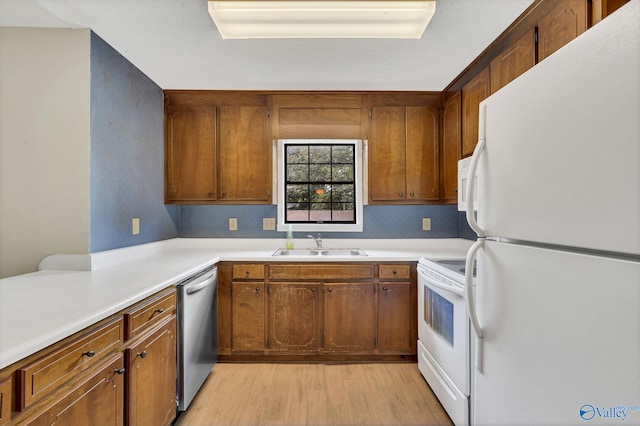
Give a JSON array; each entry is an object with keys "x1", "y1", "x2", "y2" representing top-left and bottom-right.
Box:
[{"x1": 285, "y1": 144, "x2": 356, "y2": 224}]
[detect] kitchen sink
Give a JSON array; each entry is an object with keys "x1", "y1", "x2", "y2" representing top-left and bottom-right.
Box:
[
  {"x1": 272, "y1": 249, "x2": 321, "y2": 256},
  {"x1": 272, "y1": 248, "x2": 367, "y2": 256},
  {"x1": 319, "y1": 249, "x2": 367, "y2": 256}
]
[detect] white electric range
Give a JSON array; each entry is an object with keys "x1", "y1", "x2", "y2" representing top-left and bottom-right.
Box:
[{"x1": 417, "y1": 257, "x2": 476, "y2": 426}]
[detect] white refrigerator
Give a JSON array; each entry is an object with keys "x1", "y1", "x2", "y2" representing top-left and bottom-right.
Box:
[{"x1": 463, "y1": 2, "x2": 640, "y2": 425}]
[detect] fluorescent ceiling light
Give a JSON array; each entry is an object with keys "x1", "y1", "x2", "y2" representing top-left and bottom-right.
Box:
[{"x1": 208, "y1": 1, "x2": 436, "y2": 39}]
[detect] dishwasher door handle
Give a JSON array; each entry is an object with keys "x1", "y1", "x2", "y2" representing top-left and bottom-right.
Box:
[{"x1": 185, "y1": 273, "x2": 216, "y2": 295}]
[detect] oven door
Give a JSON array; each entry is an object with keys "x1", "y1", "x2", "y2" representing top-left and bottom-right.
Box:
[{"x1": 417, "y1": 264, "x2": 470, "y2": 395}]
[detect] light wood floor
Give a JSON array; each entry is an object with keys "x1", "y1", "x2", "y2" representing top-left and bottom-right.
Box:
[{"x1": 177, "y1": 363, "x2": 454, "y2": 426}]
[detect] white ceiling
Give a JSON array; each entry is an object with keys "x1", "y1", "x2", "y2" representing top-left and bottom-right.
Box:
[{"x1": 0, "y1": 0, "x2": 533, "y2": 91}]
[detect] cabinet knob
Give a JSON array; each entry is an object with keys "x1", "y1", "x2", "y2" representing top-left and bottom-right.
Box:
[
  {"x1": 399, "y1": 192, "x2": 404, "y2": 197},
  {"x1": 383, "y1": 287, "x2": 388, "y2": 292},
  {"x1": 82, "y1": 350, "x2": 95, "y2": 358},
  {"x1": 327, "y1": 288, "x2": 333, "y2": 293},
  {"x1": 246, "y1": 271, "x2": 251, "y2": 277},
  {"x1": 255, "y1": 287, "x2": 260, "y2": 292},
  {"x1": 410, "y1": 192, "x2": 415, "y2": 197},
  {"x1": 115, "y1": 368, "x2": 126, "y2": 375},
  {"x1": 392, "y1": 270, "x2": 397, "y2": 275},
  {"x1": 311, "y1": 288, "x2": 316, "y2": 292},
  {"x1": 137, "y1": 350, "x2": 147, "y2": 359},
  {"x1": 154, "y1": 308, "x2": 164, "y2": 314}
]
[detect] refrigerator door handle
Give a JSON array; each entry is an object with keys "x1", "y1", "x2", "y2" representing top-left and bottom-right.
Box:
[
  {"x1": 466, "y1": 239, "x2": 484, "y2": 372},
  {"x1": 466, "y1": 105, "x2": 486, "y2": 237}
]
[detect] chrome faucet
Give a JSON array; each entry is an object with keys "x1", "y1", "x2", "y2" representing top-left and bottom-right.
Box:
[{"x1": 307, "y1": 233, "x2": 322, "y2": 249}]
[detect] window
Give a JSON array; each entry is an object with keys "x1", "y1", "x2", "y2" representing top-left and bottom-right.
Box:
[{"x1": 277, "y1": 139, "x2": 363, "y2": 232}]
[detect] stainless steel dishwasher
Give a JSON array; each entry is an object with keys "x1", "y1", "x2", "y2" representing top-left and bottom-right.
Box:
[{"x1": 176, "y1": 265, "x2": 217, "y2": 411}]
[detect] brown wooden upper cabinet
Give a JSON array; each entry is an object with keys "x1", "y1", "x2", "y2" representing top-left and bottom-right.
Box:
[
  {"x1": 369, "y1": 105, "x2": 439, "y2": 203},
  {"x1": 441, "y1": 92, "x2": 461, "y2": 203},
  {"x1": 165, "y1": 106, "x2": 217, "y2": 203},
  {"x1": 461, "y1": 67, "x2": 490, "y2": 158},
  {"x1": 218, "y1": 105, "x2": 271, "y2": 202},
  {"x1": 538, "y1": 0, "x2": 588, "y2": 62},
  {"x1": 165, "y1": 101, "x2": 271, "y2": 204},
  {"x1": 490, "y1": 28, "x2": 536, "y2": 94}
]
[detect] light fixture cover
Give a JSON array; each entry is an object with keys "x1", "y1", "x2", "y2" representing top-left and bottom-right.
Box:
[{"x1": 208, "y1": 1, "x2": 436, "y2": 39}]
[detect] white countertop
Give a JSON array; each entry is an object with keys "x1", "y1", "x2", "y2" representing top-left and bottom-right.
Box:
[{"x1": 0, "y1": 237, "x2": 473, "y2": 370}]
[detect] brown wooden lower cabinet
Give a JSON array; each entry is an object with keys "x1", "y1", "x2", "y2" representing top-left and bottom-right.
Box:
[
  {"x1": 125, "y1": 316, "x2": 176, "y2": 426},
  {"x1": 323, "y1": 283, "x2": 376, "y2": 353},
  {"x1": 0, "y1": 377, "x2": 11, "y2": 426},
  {"x1": 219, "y1": 262, "x2": 417, "y2": 361},
  {"x1": 231, "y1": 281, "x2": 266, "y2": 351},
  {"x1": 267, "y1": 283, "x2": 321, "y2": 352},
  {"x1": 18, "y1": 354, "x2": 124, "y2": 426},
  {"x1": 0, "y1": 287, "x2": 178, "y2": 426},
  {"x1": 378, "y1": 282, "x2": 414, "y2": 353}
]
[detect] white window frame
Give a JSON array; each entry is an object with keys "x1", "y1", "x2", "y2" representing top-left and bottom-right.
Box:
[{"x1": 276, "y1": 139, "x2": 364, "y2": 232}]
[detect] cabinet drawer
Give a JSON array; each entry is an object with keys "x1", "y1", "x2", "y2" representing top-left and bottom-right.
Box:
[
  {"x1": 19, "y1": 354, "x2": 124, "y2": 426},
  {"x1": 232, "y1": 264, "x2": 265, "y2": 279},
  {"x1": 0, "y1": 376, "x2": 11, "y2": 426},
  {"x1": 125, "y1": 289, "x2": 176, "y2": 340},
  {"x1": 269, "y1": 264, "x2": 374, "y2": 280},
  {"x1": 378, "y1": 264, "x2": 411, "y2": 280},
  {"x1": 16, "y1": 317, "x2": 124, "y2": 411}
]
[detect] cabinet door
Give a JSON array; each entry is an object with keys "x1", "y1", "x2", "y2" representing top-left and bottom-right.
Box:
[
  {"x1": 126, "y1": 318, "x2": 176, "y2": 426},
  {"x1": 442, "y1": 92, "x2": 461, "y2": 202},
  {"x1": 232, "y1": 282, "x2": 266, "y2": 351},
  {"x1": 378, "y1": 283, "x2": 413, "y2": 353},
  {"x1": 323, "y1": 283, "x2": 376, "y2": 352},
  {"x1": 538, "y1": 0, "x2": 587, "y2": 62},
  {"x1": 0, "y1": 377, "x2": 10, "y2": 426},
  {"x1": 20, "y1": 355, "x2": 124, "y2": 426},
  {"x1": 462, "y1": 67, "x2": 491, "y2": 157},
  {"x1": 218, "y1": 105, "x2": 271, "y2": 202},
  {"x1": 369, "y1": 106, "x2": 406, "y2": 201},
  {"x1": 165, "y1": 107, "x2": 217, "y2": 203},
  {"x1": 490, "y1": 28, "x2": 536, "y2": 93},
  {"x1": 406, "y1": 106, "x2": 439, "y2": 201},
  {"x1": 267, "y1": 283, "x2": 321, "y2": 352}
]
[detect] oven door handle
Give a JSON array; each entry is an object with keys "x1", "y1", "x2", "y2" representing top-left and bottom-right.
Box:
[{"x1": 417, "y1": 267, "x2": 465, "y2": 298}]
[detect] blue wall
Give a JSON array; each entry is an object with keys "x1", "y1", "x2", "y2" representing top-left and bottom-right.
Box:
[
  {"x1": 180, "y1": 204, "x2": 465, "y2": 239},
  {"x1": 86, "y1": 33, "x2": 472, "y2": 249},
  {"x1": 89, "y1": 33, "x2": 178, "y2": 252}
]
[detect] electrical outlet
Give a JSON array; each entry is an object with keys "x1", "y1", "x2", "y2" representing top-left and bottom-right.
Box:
[
  {"x1": 132, "y1": 218, "x2": 140, "y2": 235},
  {"x1": 229, "y1": 218, "x2": 238, "y2": 231},
  {"x1": 422, "y1": 217, "x2": 431, "y2": 231},
  {"x1": 263, "y1": 217, "x2": 276, "y2": 230}
]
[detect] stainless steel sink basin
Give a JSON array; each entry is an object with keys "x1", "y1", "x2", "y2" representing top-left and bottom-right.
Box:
[
  {"x1": 272, "y1": 249, "x2": 320, "y2": 256},
  {"x1": 319, "y1": 249, "x2": 367, "y2": 256},
  {"x1": 272, "y1": 248, "x2": 367, "y2": 256}
]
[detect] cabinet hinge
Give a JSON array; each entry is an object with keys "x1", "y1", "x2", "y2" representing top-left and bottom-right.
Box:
[{"x1": 369, "y1": 109, "x2": 373, "y2": 118}]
